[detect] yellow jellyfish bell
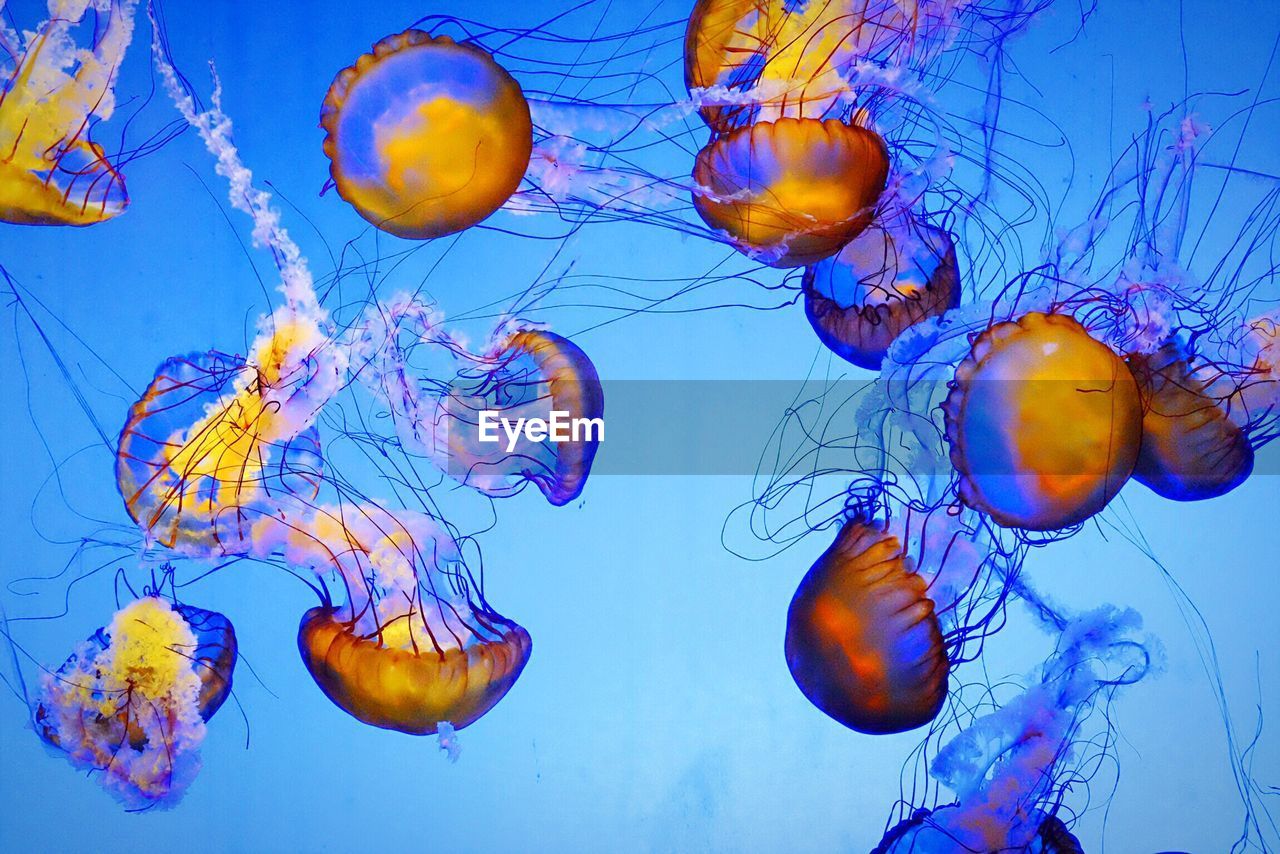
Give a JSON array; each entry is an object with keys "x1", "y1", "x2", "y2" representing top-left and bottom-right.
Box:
[
  {"x1": 321, "y1": 30, "x2": 533, "y2": 239},
  {"x1": 0, "y1": 0, "x2": 139, "y2": 226}
]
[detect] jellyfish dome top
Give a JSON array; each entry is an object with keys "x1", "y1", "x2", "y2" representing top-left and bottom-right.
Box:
[
  {"x1": 321, "y1": 29, "x2": 533, "y2": 239},
  {"x1": 1126, "y1": 342, "x2": 1253, "y2": 502},
  {"x1": 0, "y1": 0, "x2": 138, "y2": 226},
  {"x1": 785, "y1": 517, "x2": 948, "y2": 735},
  {"x1": 431, "y1": 327, "x2": 604, "y2": 506},
  {"x1": 692, "y1": 117, "x2": 890, "y2": 267},
  {"x1": 253, "y1": 503, "x2": 531, "y2": 735},
  {"x1": 942, "y1": 311, "x2": 1143, "y2": 532},
  {"x1": 803, "y1": 212, "x2": 961, "y2": 370},
  {"x1": 684, "y1": 0, "x2": 949, "y2": 133},
  {"x1": 115, "y1": 346, "x2": 325, "y2": 555},
  {"x1": 33, "y1": 596, "x2": 237, "y2": 807}
]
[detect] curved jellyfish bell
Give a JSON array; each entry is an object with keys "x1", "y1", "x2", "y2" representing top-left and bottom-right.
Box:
[
  {"x1": 297, "y1": 607, "x2": 532, "y2": 736},
  {"x1": 321, "y1": 29, "x2": 533, "y2": 239},
  {"x1": 943, "y1": 312, "x2": 1143, "y2": 531},
  {"x1": 115, "y1": 351, "x2": 324, "y2": 554},
  {"x1": 433, "y1": 328, "x2": 604, "y2": 505},
  {"x1": 692, "y1": 117, "x2": 890, "y2": 267},
  {"x1": 32, "y1": 597, "x2": 237, "y2": 806},
  {"x1": 803, "y1": 216, "x2": 960, "y2": 370},
  {"x1": 0, "y1": 0, "x2": 135, "y2": 226},
  {"x1": 1126, "y1": 343, "x2": 1253, "y2": 501},
  {"x1": 274, "y1": 505, "x2": 534, "y2": 736},
  {"x1": 785, "y1": 518, "x2": 948, "y2": 735}
]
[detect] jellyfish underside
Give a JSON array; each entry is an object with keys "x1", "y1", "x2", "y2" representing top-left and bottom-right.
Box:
[
  {"x1": 692, "y1": 117, "x2": 890, "y2": 267},
  {"x1": 297, "y1": 606, "x2": 532, "y2": 735},
  {"x1": 803, "y1": 220, "x2": 961, "y2": 369}
]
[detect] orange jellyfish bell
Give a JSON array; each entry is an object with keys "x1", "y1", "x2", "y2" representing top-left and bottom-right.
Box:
[
  {"x1": 785, "y1": 519, "x2": 948, "y2": 735},
  {"x1": 943, "y1": 311, "x2": 1143, "y2": 531},
  {"x1": 297, "y1": 607, "x2": 532, "y2": 735},
  {"x1": 321, "y1": 30, "x2": 533, "y2": 239},
  {"x1": 803, "y1": 218, "x2": 960, "y2": 369},
  {"x1": 1126, "y1": 344, "x2": 1253, "y2": 501},
  {"x1": 692, "y1": 118, "x2": 889, "y2": 267}
]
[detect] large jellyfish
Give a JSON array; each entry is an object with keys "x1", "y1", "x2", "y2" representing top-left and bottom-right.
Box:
[
  {"x1": 785, "y1": 517, "x2": 948, "y2": 735},
  {"x1": 0, "y1": 0, "x2": 139, "y2": 226},
  {"x1": 321, "y1": 29, "x2": 533, "y2": 239},
  {"x1": 692, "y1": 117, "x2": 890, "y2": 267},
  {"x1": 942, "y1": 311, "x2": 1143, "y2": 531},
  {"x1": 802, "y1": 209, "x2": 960, "y2": 370},
  {"x1": 32, "y1": 596, "x2": 237, "y2": 807},
  {"x1": 249, "y1": 502, "x2": 531, "y2": 735}
]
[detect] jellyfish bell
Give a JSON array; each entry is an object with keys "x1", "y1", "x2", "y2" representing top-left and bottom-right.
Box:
[
  {"x1": 433, "y1": 328, "x2": 604, "y2": 505},
  {"x1": 1126, "y1": 343, "x2": 1253, "y2": 501},
  {"x1": 321, "y1": 29, "x2": 533, "y2": 239},
  {"x1": 803, "y1": 215, "x2": 960, "y2": 370},
  {"x1": 0, "y1": 0, "x2": 137, "y2": 226},
  {"x1": 116, "y1": 350, "x2": 324, "y2": 554},
  {"x1": 684, "y1": 0, "x2": 925, "y2": 133},
  {"x1": 258, "y1": 505, "x2": 533, "y2": 735},
  {"x1": 692, "y1": 117, "x2": 890, "y2": 267},
  {"x1": 785, "y1": 517, "x2": 948, "y2": 735},
  {"x1": 942, "y1": 311, "x2": 1143, "y2": 531},
  {"x1": 33, "y1": 596, "x2": 236, "y2": 806},
  {"x1": 297, "y1": 606, "x2": 532, "y2": 736}
]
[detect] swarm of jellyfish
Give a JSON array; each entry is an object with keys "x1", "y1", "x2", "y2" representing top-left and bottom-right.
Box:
[{"x1": 1, "y1": 0, "x2": 1277, "y2": 846}]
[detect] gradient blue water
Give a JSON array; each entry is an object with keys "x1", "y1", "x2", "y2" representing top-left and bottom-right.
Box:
[{"x1": 1, "y1": 1, "x2": 1277, "y2": 851}]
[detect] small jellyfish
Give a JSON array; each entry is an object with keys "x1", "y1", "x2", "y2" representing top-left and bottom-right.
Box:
[
  {"x1": 321, "y1": 29, "x2": 533, "y2": 239},
  {"x1": 1126, "y1": 343, "x2": 1253, "y2": 501},
  {"x1": 692, "y1": 118, "x2": 890, "y2": 267},
  {"x1": 785, "y1": 518, "x2": 948, "y2": 735},
  {"x1": 33, "y1": 596, "x2": 236, "y2": 807},
  {"x1": 943, "y1": 312, "x2": 1143, "y2": 531},
  {"x1": 432, "y1": 328, "x2": 604, "y2": 505},
  {"x1": 115, "y1": 350, "x2": 323, "y2": 553},
  {"x1": 260, "y1": 504, "x2": 531, "y2": 735},
  {"x1": 0, "y1": 0, "x2": 138, "y2": 226},
  {"x1": 803, "y1": 215, "x2": 960, "y2": 370}
]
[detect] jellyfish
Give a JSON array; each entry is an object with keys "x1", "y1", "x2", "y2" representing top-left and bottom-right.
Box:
[
  {"x1": 785, "y1": 517, "x2": 948, "y2": 735},
  {"x1": 803, "y1": 213, "x2": 960, "y2": 369},
  {"x1": 32, "y1": 596, "x2": 236, "y2": 807},
  {"x1": 321, "y1": 29, "x2": 533, "y2": 239},
  {"x1": 249, "y1": 502, "x2": 531, "y2": 735},
  {"x1": 873, "y1": 808, "x2": 1085, "y2": 853},
  {"x1": 1126, "y1": 343, "x2": 1253, "y2": 501},
  {"x1": 115, "y1": 349, "x2": 325, "y2": 554},
  {"x1": 427, "y1": 326, "x2": 604, "y2": 505},
  {"x1": 692, "y1": 117, "x2": 890, "y2": 267},
  {"x1": 0, "y1": 0, "x2": 139, "y2": 226},
  {"x1": 942, "y1": 311, "x2": 1143, "y2": 531},
  {"x1": 684, "y1": 0, "x2": 954, "y2": 132}
]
